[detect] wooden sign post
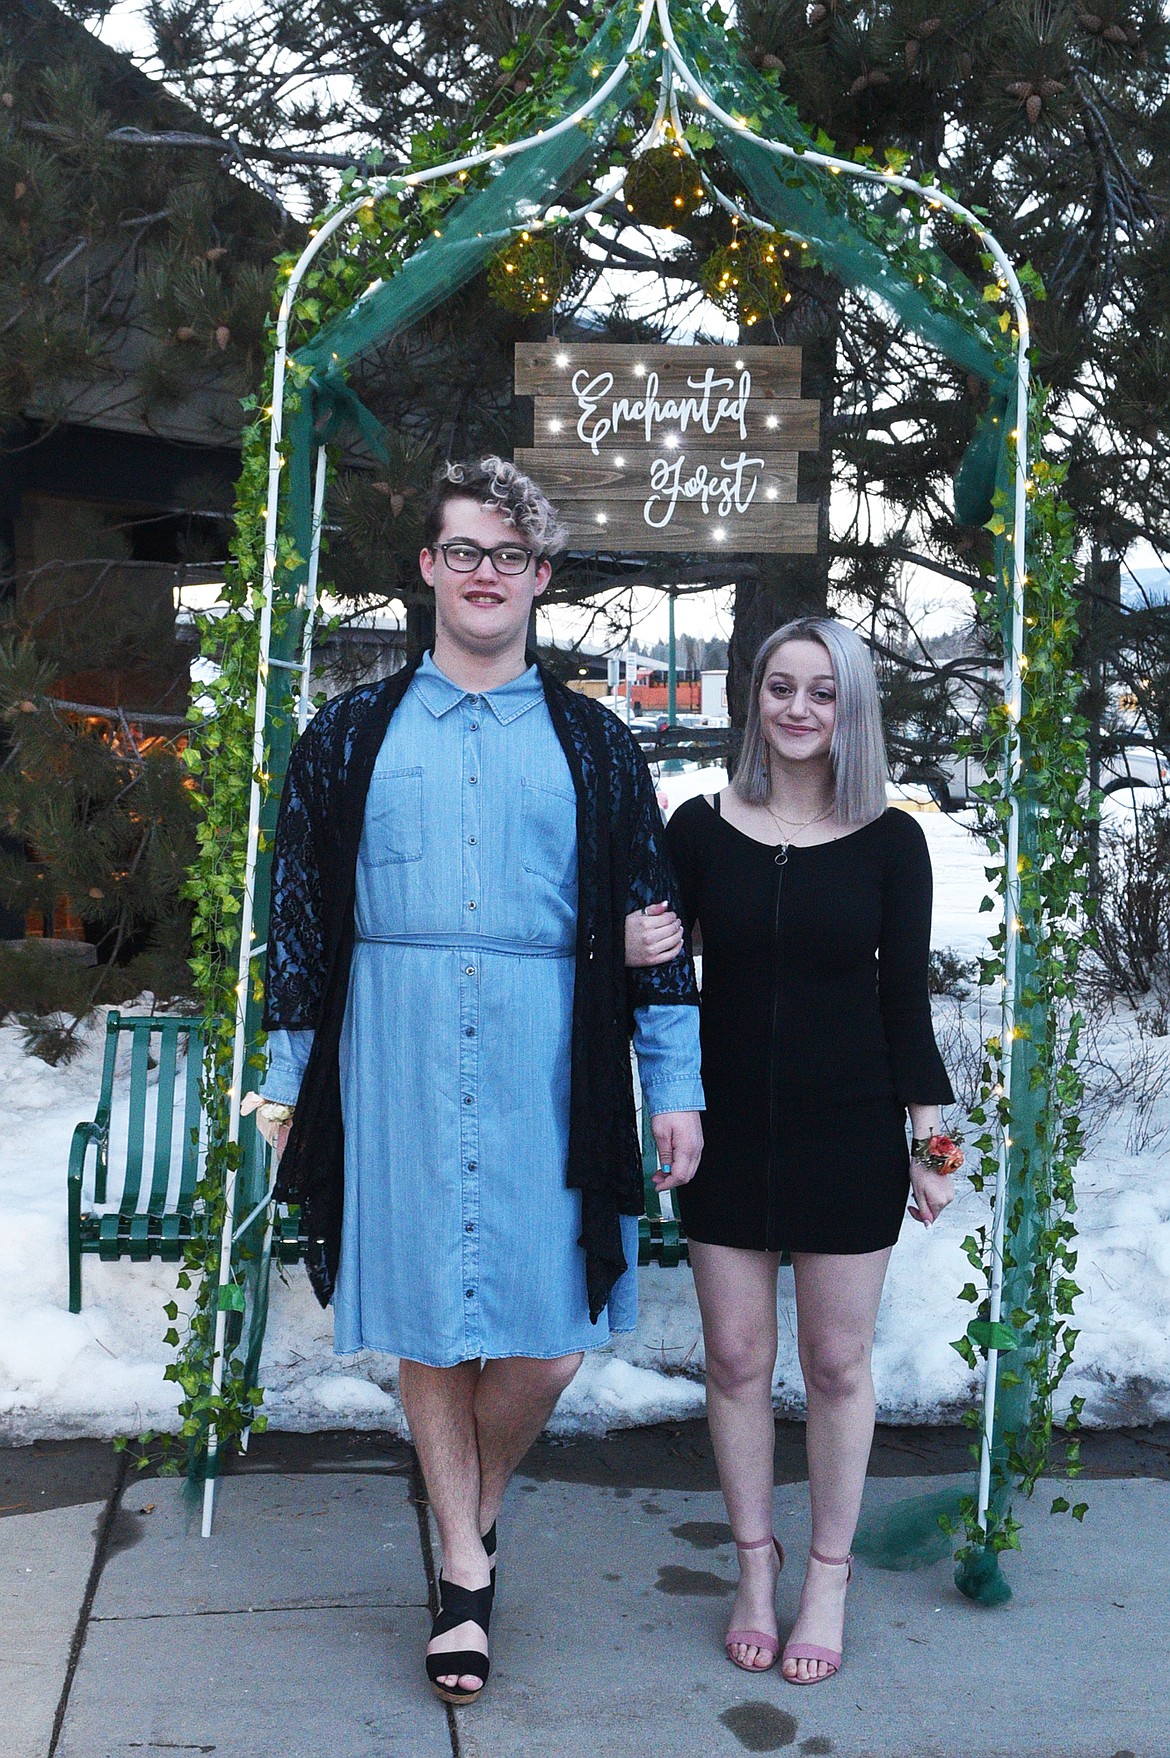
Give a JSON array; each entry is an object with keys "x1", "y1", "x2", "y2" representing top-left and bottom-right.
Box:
[{"x1": 514, "y1": 342, "x2": 821, "y2": 553}]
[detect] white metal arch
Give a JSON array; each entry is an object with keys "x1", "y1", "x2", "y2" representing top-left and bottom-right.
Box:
[{"x1": 204, "y1": 0, "x2": 1030, "y2": 1544}]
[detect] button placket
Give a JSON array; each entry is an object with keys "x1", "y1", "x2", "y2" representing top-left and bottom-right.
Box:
[{"x1": 458, "y1": 693, "x2": 483, "y2": 1351}]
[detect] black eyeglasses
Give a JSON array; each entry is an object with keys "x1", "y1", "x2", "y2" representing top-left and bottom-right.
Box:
[{"x1": 436, "y1": 541, "x2": 535, "y2": 575}]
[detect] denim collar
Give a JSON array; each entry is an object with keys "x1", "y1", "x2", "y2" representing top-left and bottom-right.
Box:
[{"x1": 412, "y1": 651, "x2": 544, "y2": 724}]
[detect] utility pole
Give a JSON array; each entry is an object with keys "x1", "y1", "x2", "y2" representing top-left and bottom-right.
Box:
[{"x1": 667, "y1": 587, "x2": 677, "y2": 726}]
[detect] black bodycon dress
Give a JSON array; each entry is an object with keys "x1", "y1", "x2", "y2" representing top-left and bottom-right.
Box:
[{"x1": 666, "y1": 796, "x2": 954, "y2": 1255}]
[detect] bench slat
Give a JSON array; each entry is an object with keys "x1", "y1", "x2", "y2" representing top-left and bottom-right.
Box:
[
  {"x1": 118, "y1": 1023, "x2": 152, "y2": 1217},
  {"x1": 178, "y1": 1026, "x2": 203, "y2": 1214},
  {"x1": 147, "y1": 1024, "x2": 180, "y2": 1217}
]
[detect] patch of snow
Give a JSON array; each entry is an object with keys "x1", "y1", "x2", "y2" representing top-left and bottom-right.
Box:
[{"x1": 2, "y1": 809, "x2": 1168, "y2": 1442}]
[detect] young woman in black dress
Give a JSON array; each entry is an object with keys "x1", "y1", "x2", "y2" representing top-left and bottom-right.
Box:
[{"x1": 627, "y1": 617, "x2": 958, "y2": 1685}]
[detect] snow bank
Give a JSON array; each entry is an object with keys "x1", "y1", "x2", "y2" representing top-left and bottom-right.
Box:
[{"x1": 2, "y1": 807, "x2": 1168, "y2": 1442}]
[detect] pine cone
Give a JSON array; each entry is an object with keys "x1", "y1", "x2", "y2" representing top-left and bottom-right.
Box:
[
  {"x1": 1005, "y1": 80, "x2": 1034, "y2": 97},
  {"x1": 205, "y1": 245, "x2": 228, "y2": 262},
  {"x1": 1026, "y1": 93, "x2": 1043, "y2": 122},
  {"x1": 762, "y1": 52, "x2": 785, "y2": 70},
  {"x1": 1039, "y1": 79, "x2": 1066, "y2": 96},
  {"x1": 960, "y1": 51, "x2": 973, "y2": 75},
  {"x1": 905, "y1": 38, "x2": 920, "y2": 67},
  {"x1": 214, "y1": 324, "x2": 231, "y2": 350},
  {"x1": 1078, "y1": 12, "x2": 1103, "y2": 28},
  {"x1": 1103, "y1": 23, "x2": 1128, "y2": 41},
  {"x1": 919, "y1": 16, "x2": 942, "y2": 34},
  {"x1": 808, "y1": 3, "x2": 829, "y2": 22},
  {"x1": 869, "y1": 68, "x2": 891, "y2": 84},
  {"x1": 175, "y1": 326, "x2": 198, "y2": 342},
  {"x1": 1, "y1": 93, "x2": 13, "y2": 108},
  {"x1": 849, "y1": 72, "x2": 871, "y2": 94},
  {"x1": 13, "y1": 181, "x2": 25, "y2": 200}
]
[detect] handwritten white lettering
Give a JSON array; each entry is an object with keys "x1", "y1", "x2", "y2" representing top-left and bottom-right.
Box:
[
  {"x1": 572, "y1": 368, "x2": 751, "y2": 455},
  {"x1": 643, "y1": 452, "x2": 765, "y2": 528}
]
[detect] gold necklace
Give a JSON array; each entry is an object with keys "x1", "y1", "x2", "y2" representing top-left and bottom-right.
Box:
[{"x1": 763, "y1": 797, "x2": 835, "y2": 839}]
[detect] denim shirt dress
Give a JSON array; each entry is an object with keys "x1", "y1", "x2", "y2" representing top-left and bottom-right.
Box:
[{"x1": 264, "y1": 655, "x2": 704, "y2": 1366}]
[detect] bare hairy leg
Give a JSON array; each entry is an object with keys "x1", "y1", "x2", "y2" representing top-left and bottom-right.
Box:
[
  {"x1": 399, "y1": 1356, "x2": 487, "y2": 1695},
  {"x1": 473, "y1": 1351, "x2": 583, "y2": 1541},
  {"x1": 400, "y1": 1351, "x2": 582, "y2": 1694}
]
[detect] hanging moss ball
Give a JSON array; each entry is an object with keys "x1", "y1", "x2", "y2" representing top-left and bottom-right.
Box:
[
  {"x1": 699, "y1": 229, "x2": 790, "y2": 327},
  {"x1": 486, "y1": 232, "x2": 581, "y2": 315},
  {"x1": 623, "y1": 144, "x2": 706, "y2": 229}
]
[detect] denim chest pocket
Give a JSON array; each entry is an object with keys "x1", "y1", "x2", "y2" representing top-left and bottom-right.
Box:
[
  {"x1": 520, "y1": 777, "x2": 578, "y2": 890},
  {"x1": 363, "y1": 767, "x2": 424, "y2": 865}
]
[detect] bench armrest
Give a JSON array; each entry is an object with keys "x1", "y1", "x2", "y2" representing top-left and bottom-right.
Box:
[{"x1": 68, "y1": 1119, "x2": 110, "y2": 1204}]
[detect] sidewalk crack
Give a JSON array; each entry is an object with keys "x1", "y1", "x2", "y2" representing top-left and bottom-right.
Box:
[{"x1": 47, "y1": 1446, "x2": 130, "y2": 1757}]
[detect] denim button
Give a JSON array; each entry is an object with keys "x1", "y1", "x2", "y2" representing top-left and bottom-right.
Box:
[
  {"x1": 468, "y1": 1159, "x2": 478, "y2": 1170},
  {"x1": 463, "y1": 1095, "x2": 473, "y2": 1105},
  {"x1": 465, "y1": 1288, "x2": 474, "y2": 1298},
  {"x1": 465, "y1": 965, "x2": 475, "y2": 975},
  {"x1": 468, "y1": 836, "x2": 477, "y2": 845},
  {"x1": 469, "y1": 775, "x2": 478, "y2": 784},
  {"x1": 470, "y1": 721, "x2": 480, "y2": 731},
  {"x1": 465, "y1": 1221, "x2": 475, "y2": 1233},
  {"x1": 467, "y1": 901, "x2": 477, "y2": 910},
  {"x1": 465, "y1": 1026, "x2": 475, "y2": 1037}
]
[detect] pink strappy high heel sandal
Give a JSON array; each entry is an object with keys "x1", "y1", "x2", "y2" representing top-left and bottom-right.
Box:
[
  {"x1": 724, "y1": 1535, "x2": 785, "y2": 1672},
  {"x1": 781, "y1": 1549, "x2": 853, "y2": 1684}
]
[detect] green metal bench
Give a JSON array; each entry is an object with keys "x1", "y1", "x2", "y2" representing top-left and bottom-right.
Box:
[
  {"x1": 67, "y1": 1011, "x2": 206, "y2": 1312},
  {"x1": 67, "y1": 1015, "x2": 685, "y2": 1317}
]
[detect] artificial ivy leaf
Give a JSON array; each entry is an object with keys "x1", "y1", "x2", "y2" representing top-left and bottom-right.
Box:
[{"x1": 966, "y1": 1318, "x2": 1024, "y2": 1352}]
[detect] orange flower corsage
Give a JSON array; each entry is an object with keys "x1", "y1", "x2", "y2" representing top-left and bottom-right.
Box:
[{"x1": 911, "y1": 1132, "x2": 965, "y2": 1175}]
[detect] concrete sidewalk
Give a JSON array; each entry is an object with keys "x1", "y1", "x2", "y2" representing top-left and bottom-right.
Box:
[{"x1": 3, "y1": 1425, "x2": 1168, "y2": 1758}]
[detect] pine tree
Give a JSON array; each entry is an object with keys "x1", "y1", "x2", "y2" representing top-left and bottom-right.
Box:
[
  {"x1": 0, "y1": 618, "x2": 197, "y2": 1060},
  {"x1": 0, "y1": 1, "x2": 300, "y2": 1046}
]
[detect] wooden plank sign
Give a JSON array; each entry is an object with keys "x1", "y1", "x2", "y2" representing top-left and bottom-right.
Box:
[{"x1": 514, "y1": 342, "x2": 821, "y2": 554}]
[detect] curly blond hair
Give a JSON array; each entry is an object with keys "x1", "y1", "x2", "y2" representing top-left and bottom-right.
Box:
[{"x1": 423, "y1": 456, "x2": 568, "y2": 557}]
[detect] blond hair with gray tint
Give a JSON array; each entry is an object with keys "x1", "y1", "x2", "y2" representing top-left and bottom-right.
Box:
[
  {"x1": 733, "y1": 617, "x2": 889, "y2": 826},
  {"x1": 424, "y1": 456, "x2": 568, "y2": 557}
]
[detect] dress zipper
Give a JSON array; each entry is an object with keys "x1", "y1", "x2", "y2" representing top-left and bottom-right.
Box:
[{"x1": 766, "y1": 843, "x2": 788, "y2": 1251}]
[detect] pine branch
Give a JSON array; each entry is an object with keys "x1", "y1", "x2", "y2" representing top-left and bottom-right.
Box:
[
  {"x1": 38, "y1": 697, "x2": 191, "y2": 727},
  {"x1": 21, "y1": 117, "x2": 370, "y2": 176}
]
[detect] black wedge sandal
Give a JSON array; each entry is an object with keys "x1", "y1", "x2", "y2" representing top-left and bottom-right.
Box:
[
  {"x1": 482, "y1": 1521, "x2": 497, "y2": 1582},
  {"x1": 425, "y1": 1575, "x2": 493, "y2": 1706}
]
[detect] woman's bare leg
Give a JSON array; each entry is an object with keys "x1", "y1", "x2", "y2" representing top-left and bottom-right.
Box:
[
  {"x1": 690, "y1": 1241, "x2": 784, "y2": 1670},
  {"x1": 782, "y1": 1247, "x2": 892, "y2": 1683}
]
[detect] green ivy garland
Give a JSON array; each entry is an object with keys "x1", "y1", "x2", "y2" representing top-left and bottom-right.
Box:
[{"x1": 950, "y1": 383, "x2": 1092, "y2": 1560}]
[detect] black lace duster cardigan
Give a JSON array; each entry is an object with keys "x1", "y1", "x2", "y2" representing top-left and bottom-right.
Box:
[{"x1": 264, "y1": 652, "x2": 698, "y2": 1323}]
